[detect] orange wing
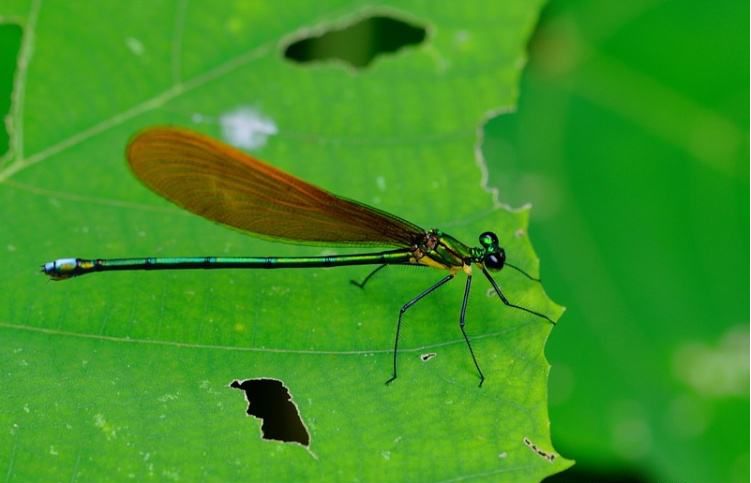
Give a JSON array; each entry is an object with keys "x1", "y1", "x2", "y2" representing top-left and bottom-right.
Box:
[{"x1": 126, "y1": 127, "x2": 424, "y2": 247}]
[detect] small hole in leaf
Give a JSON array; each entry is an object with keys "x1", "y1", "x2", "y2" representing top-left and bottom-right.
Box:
[
  {"x1": 0, "y1": 24, "x2": 22, "y2": 158},
  {"x1": 230, "y1": 378, "x2": 310, "y2": 447},
  {"x1": 284, "y1": 14, "x2": 427, "y2": 69},
  {"x1": 523, "y1": 436, "x2": 556, "y2": 462}
]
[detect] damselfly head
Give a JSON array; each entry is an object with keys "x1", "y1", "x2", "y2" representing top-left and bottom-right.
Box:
[
  {"x1": 484, "y1": 248, "x2": 506, "y2": 271},
  {"x1": 478, "y1": 231, "x2": 505, "y2": 271},
  {"x1": 478, "y1": 231, "x2": 498, "y2": 248}
]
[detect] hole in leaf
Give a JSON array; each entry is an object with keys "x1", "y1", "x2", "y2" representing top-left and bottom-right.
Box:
[
  {"x1": 523, "y1": 436, "x2": 556, "y2": 462},
  {"x1": 420, "y1": 352, "x2": 437, "y2": 362},
  {"x1": 0, "y1": 24, "x2": 22, "y2": 158},
  {"x1": 230, "y1": 378, "x2": 310, "y2": 447},
  {"x1": 284, "y1": 14, "x2": 427, "y2": 69}
]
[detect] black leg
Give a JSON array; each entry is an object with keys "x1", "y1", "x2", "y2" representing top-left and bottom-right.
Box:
[
  {"x1": 482, "y1": 268, "x2": 556, "y2": 325},
  {"x1": 350, "y1": 264, "x2": 387, "y2": 289},
  {"x1": 386, "y1": 274, "x2": 454, "y2": 385},
  {"x1": 504, "y1": 262, "x2": 541, "y2": 282},
  {"x1": 458, "y1": 274, "x2": 485, "y2": 387}
]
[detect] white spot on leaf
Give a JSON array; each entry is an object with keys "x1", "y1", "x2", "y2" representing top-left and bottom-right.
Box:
[
  {"x1": 220, "y1": 107, "x2": 278, "y2": 150},
  {"x1": 455, "y1": 30, "x2": 470, "y2": 45},
  {"x1": 125, "y1": 37, "x2": 144, "y2": 56}
]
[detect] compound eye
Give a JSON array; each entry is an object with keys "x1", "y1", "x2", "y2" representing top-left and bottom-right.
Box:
[
  {"x1": 479, "y1": 231, "x2": 499, "y2": 248},
  {"x1": 484, "y1": 251, "x2": 505, "y2": 270}
]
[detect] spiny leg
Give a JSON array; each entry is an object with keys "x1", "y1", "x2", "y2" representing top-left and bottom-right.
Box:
[
  {"x1": 482, "y1": 268, "x2": 556, "y2": 325},
  {"x1": 386, "y1": 274, "x2": 454, "y2": 385},
  {"x1": 350, "y1": 264, "x2": 387, "y2": 289},
  {"x1": 458, "y1": 274, "x2": 485, "y2": 387}
]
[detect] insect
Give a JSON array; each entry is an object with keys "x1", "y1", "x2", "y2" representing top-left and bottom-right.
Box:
[{"x1": 42, "y1": 127, "x2": 555, "y2": 386}]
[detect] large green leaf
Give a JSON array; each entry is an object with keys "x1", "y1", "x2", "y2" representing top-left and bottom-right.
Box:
[{"x1": 0, "y1": 1, "x2": 569, "y2": 481}]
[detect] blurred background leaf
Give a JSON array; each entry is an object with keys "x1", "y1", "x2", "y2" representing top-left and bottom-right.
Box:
[
  {"x1": 0, "y1": 1, "x2": 570, "y2": 482},
  {"x1": 481, "y1": 0, "x2": 748, "y2": 482}
]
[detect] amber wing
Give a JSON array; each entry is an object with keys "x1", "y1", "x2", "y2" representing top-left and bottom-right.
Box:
[{"x1": 126, "y1": 127, "x2": 424, "y2": 247}]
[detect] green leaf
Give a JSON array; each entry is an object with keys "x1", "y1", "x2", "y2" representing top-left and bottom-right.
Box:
[{"x1": 0, "y1": 1, "x2": 570, "y2": 481}]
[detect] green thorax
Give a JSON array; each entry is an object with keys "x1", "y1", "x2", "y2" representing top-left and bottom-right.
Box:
[{"x1": 419, "y1": 230, "x2": 476, "y2": 269}]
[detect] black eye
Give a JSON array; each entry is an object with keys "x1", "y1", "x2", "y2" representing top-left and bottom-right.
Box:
[
  {"x1": 484, "y1": 250, "x2": 505, "y2": 270},
  {"x1": 479, "y1": 231, "x2": 499, "y2": 248}
]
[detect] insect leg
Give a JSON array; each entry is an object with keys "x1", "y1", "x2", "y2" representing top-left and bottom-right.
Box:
[
  {"x1": 350, "y1": 264, "x2": 387, "y2": 289},
  {"x1": 458, "y1": 274, "x2": 485, "y2": 387},
  {"x1": 386, "y1": 274, "x2": 454, "y2": 385},
  {"x1": 482, "y1": 268, "x2": 556, "y2": 325},
  {"x1": 504, "y1": 262, "x2": 541, "y2": 282}
]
